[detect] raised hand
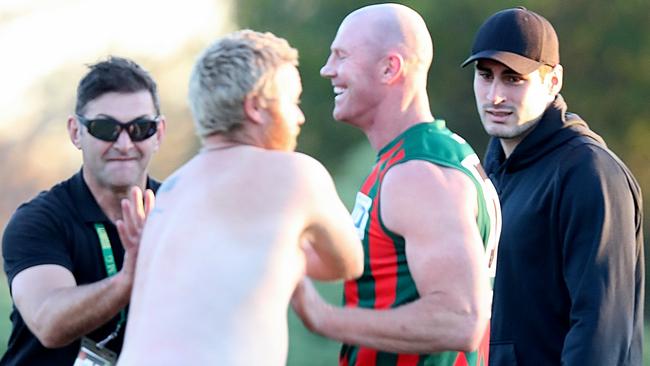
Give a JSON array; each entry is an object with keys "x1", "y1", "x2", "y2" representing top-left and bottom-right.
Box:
[{"x1": 116, "y1": 186, "x2": 155, "y2": 279}]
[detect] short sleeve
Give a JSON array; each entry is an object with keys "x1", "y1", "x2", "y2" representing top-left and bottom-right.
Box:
[{"x1": 2, "y1": 196, "x2": 74, "y2": 289}]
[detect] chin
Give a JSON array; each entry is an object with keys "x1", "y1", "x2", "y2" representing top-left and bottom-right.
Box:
[
  {"x1": 332, "y1": 112, "x2": 355, "y2": 126},
  {"x1": 482, "y1": 122, "x2": 501, "y2": 137},
  {"x1": 105, "y1": 172, "x2": 143, "y2": 190},
  {"x1": 332, "y1": 105, "x2": 349, "y2": 122}
]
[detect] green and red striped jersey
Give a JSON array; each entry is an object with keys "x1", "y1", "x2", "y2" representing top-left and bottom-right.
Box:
[{"x1": 342, "y1": 121, "x2": 501, "y2": 366}]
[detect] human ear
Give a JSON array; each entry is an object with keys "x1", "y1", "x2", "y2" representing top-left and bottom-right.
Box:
[
  {"x1": 549, "y1": 65, "x2": 563, "y2": 95},
  {"x1": 67, "y1": 116, "x2": 82, "y2": 149},
  {"x1": 381, "y1": 53, "x2": 404, "y2": 84},
  {"x1": 243, "y1": 94, "x2": 265, "y2": 125},
  {"x1": 152, "y1": 116, "x2": 166, "y2": 151}
]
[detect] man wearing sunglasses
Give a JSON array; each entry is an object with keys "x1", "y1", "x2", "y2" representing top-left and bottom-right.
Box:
[{"x1": 1, "y1": 56, "x2": 166, "y2": 365}]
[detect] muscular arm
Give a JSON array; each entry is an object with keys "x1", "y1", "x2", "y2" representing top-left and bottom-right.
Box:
[
  {"x1": 293, "y1": 161, "x2": 491, "y2": 353},
  {"x1": 11, "y1": 187, "x2": 153, "y2": 348},
  {"x1": 298, "y1": 155, "x2": 364, "y2": 281}
]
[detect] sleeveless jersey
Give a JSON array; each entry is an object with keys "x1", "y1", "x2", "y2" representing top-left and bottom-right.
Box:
[{"x1": 343, "y1": 121, "x2": 501, "y2": 366}]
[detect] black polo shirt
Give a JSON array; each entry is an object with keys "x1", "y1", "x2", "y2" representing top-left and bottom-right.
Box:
[{"x1": 1, "y1": 169, "x2": 160, "y2": 365}]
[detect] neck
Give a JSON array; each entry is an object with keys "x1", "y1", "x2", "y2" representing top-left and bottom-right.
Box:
[
  {"x1": 499, "y1": 137, "x2": 523, "y2": 159},
  {"x1": 201, "y1": 142, "x2": 242, "y2": 153},
  {"x1": 499, "y1": 114, "x2": 545, "y2": 158},
  {"x1": 364, "y1": 89, "x2": 434, "y2": 151},
  {"x1": 82, "y1": 169, "x2": 143, "y2": 223},
  {"x1": 201, "y1": 129, "x2": 260, "y2": 152}
]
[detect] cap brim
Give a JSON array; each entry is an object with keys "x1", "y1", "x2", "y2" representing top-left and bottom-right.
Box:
[{"x1": 461, "y1": 50, "x2": 543, "y2": 75}]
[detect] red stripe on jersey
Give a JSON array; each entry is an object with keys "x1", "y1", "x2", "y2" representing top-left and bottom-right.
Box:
[
  {"x1": 366, "y1": 200, "x2": 394, "y2": 308},
  {"x1": 453, "y1": 353, "x2": 468, "y2": 366},
  {"x1": 344, "y1": 280, "x2": 359, "y2": 307},
  {"x1": 356, "y1": 347, "x2": 377, "y2": 365},
  {"x1": 340, "y1": 355, "x2": 350, "y2": 366},
  {"x1": 478, "y1": 324, "x2": 490, "y2": 365},
  {"x1": 379, "y1": 141, "x2": 404, "y2": 166},
  {"x1": 347, "y1": 140, "x2": 406, "y2": 310},
  {"x1": 396, "y1": 353, "x2": 420, "y2": 366},
  {"x1": 369, "y1": 149, "x2": 405, "y2": 309},
  {"x1": 360, "y1": 140, "x2": 403, "y2": 194},
  {"x1": 360, "y1": 164, "x2": 380, "y2": 194}
]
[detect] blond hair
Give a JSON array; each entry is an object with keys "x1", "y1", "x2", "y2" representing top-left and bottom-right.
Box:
[{"x1": 188, "y1": 30, "x2": 299, "y2": 138}]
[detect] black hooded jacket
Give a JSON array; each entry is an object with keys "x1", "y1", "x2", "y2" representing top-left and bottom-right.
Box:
[{"x1": 486, "y1": 95, "x2": 644, "y2": 366}]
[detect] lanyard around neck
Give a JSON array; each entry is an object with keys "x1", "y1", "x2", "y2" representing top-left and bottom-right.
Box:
[{"x1": 93, "y1": 223, "x2": 126, "y2": 349}]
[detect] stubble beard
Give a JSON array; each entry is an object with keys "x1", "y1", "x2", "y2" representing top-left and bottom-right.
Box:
[{"x1": 484, "y1": 117, "x2": 540, "y2": 141}]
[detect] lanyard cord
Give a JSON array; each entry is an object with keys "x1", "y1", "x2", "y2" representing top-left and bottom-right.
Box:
[{"x1": 93, "y1": 223, "x2": 126, "y2": 349}]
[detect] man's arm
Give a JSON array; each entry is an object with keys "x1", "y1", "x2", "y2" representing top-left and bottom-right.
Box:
[
  {"x1": 292, "y1": 161, "x2": 491, "y2": 353},
  {"x1": 11, "y1": 264, "x2": 131, "y2": 348},
  {"x1": 297, "y1": 154, "x2": 364, "y2": 281},
  {"x1": 11, "y1": 187, "x2": 152, "y2": 348},
  {"x1": 559, "y1": 147, "x2": 643, "y2": 365}
]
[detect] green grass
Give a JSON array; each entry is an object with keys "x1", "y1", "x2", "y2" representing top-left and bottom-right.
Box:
[
  {"x1": 286, "y1": 281, "x2": 343, "y2": 365},
  {"x1": 0, "y1": 274, "x2": 11, "y2": 354}
]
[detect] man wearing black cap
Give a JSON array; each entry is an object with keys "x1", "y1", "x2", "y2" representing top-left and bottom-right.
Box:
[{"x1": 462, "y1": 7, "x2": 644, "y2": 366}]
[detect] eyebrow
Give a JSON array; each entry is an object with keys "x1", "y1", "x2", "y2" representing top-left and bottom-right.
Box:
[
  {"x1": 475, "y1": 64, "x2": 491, "y2": 72},
  {"x1": 331, "y1": 47, "x2": 348, "y2": 56}
]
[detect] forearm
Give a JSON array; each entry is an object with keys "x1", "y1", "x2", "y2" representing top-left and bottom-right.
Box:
[
  {"x1": 302, "y1": 239, "x2": 362, "y2": 281},
  {"x1": 315, "y1": 294, "x2": 487, "y2": 354},
  {"x1": 31, "y1": 272, "x2": 131, "y2": 348}
]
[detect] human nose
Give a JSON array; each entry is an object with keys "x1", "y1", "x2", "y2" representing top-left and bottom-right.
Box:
[
  {"x1": 320, "y1": 55, "x2": 335, "y2": 79},
  {"x1": 297, "y1": 107, "x2": 306, "y2": 126},
  {"x1": 112, "y1": 128, "x2": 135, "y2": 151},
  {"x1": 486, "y1": 81, "x2": 506, "y2": 105}
]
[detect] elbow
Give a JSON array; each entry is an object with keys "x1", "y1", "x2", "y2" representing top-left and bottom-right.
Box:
[
  {"x1": 453, "y1": 308, "x2": 490, "y2": 352},
  {"x1": 35, "y1": 328, "x2": 72, "y2": 349},
  {"x1": 343, "y1": 248, "x2": 364, "y2": 280},
  {"x1": 29, "y1": 312, "x2": 74, "y2": 349},
  {"x1": 344, "y1": 260, "x2": 363, "y2": 280}
]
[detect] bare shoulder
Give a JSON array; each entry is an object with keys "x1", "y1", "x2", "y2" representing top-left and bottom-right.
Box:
[
  {"x1": 382, "y1": 160, "x2": 476, "y2": 197},
  {"x1": 263, "y1": 151, "x2": 333, "y2": 184},
  {"x1": 269, "y1": 151, "x2": 327, "y2": 170},
  {"x1": 380, "y1": 160, "x2": 477, "y2": 233}
]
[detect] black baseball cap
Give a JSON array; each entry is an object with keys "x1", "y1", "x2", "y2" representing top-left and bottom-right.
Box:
[{"x1": 461, "y1": 7, "x2": 559, "y2": 74}]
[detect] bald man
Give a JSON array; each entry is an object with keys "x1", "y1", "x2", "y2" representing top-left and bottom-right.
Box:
[{"x1": 291, "y1": 4, "x2": 501, "y2": 366}]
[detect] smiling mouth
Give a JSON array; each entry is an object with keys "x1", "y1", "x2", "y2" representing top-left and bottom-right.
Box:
[{"x1": 333, "y1": 86, "x2": 346, "y2": 99}]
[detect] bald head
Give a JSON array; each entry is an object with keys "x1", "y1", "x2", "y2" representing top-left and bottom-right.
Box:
[
  {"x1": 321, "y1": 3, "x2": 434, "y2": 130},
  {"x1": 341, "y1": 4, "x2": 433, "y2": 71}
]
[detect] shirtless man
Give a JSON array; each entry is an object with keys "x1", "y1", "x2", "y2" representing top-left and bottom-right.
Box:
[{"x1": 117, "y1": 30, "x2": 364, "y2": 365}]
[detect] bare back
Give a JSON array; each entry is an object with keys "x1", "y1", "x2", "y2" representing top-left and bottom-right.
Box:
[{"x1": 118, "y1": 146, "x2": 361, "y2": 365}]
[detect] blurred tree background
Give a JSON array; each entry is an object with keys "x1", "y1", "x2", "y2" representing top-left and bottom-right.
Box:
[{"x1": 0, "y1": 0, "x2": 648, "y2": 364}]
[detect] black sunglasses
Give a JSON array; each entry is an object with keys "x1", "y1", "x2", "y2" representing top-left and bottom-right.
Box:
[{"x1": 76, "y1": 115, "x2": 160, "y2": 142}]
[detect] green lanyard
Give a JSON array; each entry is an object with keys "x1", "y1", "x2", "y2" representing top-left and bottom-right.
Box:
[{"x1": 93, "y1": 223, "x2": 126, "y2": 349}]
